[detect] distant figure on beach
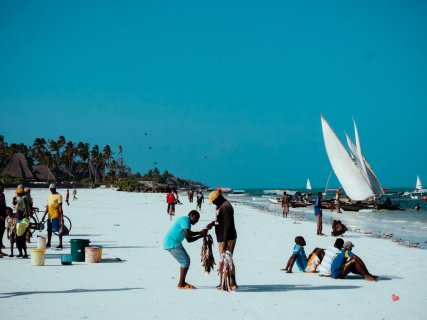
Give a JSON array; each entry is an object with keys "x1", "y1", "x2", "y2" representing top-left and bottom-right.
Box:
[
  {"x1": 72, "y1": 187, "x2": 77, "y2": 200},
  {"x1": 24, "y1": 187, "x2": 33, "y2": 212},
  {"x1": 318, "y1": 238, "x2": 344, "y2": 277},
  {"x1": 174, "y1": 189, "x2": 182, "y2": 204},
  {"x1": 315, "y1": 192, "x2": 324, "y2": 235},
  {"x1": 281, "y1": 236, "x2": 308, "y2": 273},
  {"x1": 207, "y1": 190, "x2": 238, "y2": 291},
  {"x1": 41, "y1": 183, "x2": 63, "y2": 249},
  {"x1": 163, "y1": 210, "x2": 208, "y2": 289},
  {"x1": 281, "y1": 191, "x2": 290, "y2": 218},
  {"x1": 5, "y1": 207, "x2": 16, "y2": 257},
  {"x1": 15, "y1": 210, "x2": 29, "y2": 258},
  {"x1": 0, "y1": 182, "x2": 7, "y2": 251},
  {"x1": 187, "y1": 189, "x2": 194, "y2": 203},
  {"x1": 335, "y1": 188, "x2": 342, "y2": 213},
  {"x1": 331, "y1": 220, "x2": 348, "y2": 237},
  {"x1": 196, "y1": 190, "x2": 204, "y2": 211},
  {"x1": 385, "y1": 197, "x2": 392, "y2": 206},
  {"x1": 66, "y1": 189, "x2": 70, "y2": 206},
  {"x1": 415, "y1": 203, "x2": 420, "y2": 211},
  {"x1": 330, "y1": 241, "x2": 378, "y2": 281},
  {"x1": 166, "y1": 190, "x2": 176, "y2": 220}
]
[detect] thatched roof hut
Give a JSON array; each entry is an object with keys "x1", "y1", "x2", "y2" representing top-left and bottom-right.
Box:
[
  {"x1": 32, "y1": 165, "x2": 56, "y2": 181},
  {"x1": 1, "y1": 153, "x2": 34, "y2": 179}
]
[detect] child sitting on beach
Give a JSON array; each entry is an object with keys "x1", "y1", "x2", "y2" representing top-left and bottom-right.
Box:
[
  {"x1": 15, "y1": 211, "x2": 30, "y2": 258},
  {"x1": 331, "y1": 220, "x2": 348, "y2": 237},
  {"x1": 305, "y1": 247, "x2": 325, "y2": 273},
  {"x1": 5, "y1": 207, "x2": 16, "y2": 257},
  {"x1": 282, "y1": 236, "x2": 308, "y2": 273}
]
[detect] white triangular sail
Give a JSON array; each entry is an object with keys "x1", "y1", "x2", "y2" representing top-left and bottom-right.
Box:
[
  {"x1": 306, "y1": 179, "x2": 312, "y2": 190},
  {"x1": 346, "y1": 134, "x2": 384, "y2": 197},
  {"x1": 416, "y1": 176, "x2": 422, "y2": 191},
  {"x1": 353, "y1": 119, "x2": 370, "y2": 183},
  {"x1": 321, "y1": 115, "x2": 375, "y2": 201}
]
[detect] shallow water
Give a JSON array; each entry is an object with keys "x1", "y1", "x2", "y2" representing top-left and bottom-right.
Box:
[{"x1": 229, "y1": 188, "x2": 427, "y2": 249}]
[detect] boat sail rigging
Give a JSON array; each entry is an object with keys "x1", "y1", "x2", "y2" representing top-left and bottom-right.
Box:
[{"x1": 321, "y1": 115, "x2": 384, "y2": 201}]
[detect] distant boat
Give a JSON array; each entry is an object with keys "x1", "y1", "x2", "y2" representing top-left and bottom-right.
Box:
[
  {"x1": 228, "y1": 189, "x2": 247, "y2": 196},
  {"x1": 306, "y1": 179, "x2": 312, "y2": 190},
  {"x1": 321, "y1": 115, "x2": 385, "y2": 201},
  {"x1": 406, "y1": 176, "x2": 427, "y2": 199}
]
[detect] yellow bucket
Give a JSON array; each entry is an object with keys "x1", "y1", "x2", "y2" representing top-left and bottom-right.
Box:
[
  {"x1": 31, "y1": 249, "x2": 46, "y2": 266},
  {"x1": 96, "y1": 247, "x2": 103, "y2": 262}
]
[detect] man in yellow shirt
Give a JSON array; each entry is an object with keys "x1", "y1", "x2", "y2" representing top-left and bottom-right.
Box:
[{"x1": 42, "y1": 183, "x2": 63, "y2": 249}]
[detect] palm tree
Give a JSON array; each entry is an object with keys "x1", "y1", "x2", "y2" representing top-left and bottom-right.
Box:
[
  {"x1": 62, "y1": 141, "x2": 75, "y2": 173},
  {"x1": 77, "y1": 142, "x2": 90, "y2": 179},
  {"x1": 102, "y1": 145, "x2": 113, "y2": 180},
  {"x1": 90, "y1": 145, "x2": 100, "y2": 183}
]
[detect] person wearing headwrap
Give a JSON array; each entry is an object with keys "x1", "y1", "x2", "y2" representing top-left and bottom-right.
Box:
[{"x1": 207, "y1": 190, "x2": 238, "y2": 290}]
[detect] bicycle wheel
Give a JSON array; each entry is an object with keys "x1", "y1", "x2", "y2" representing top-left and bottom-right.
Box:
[
  {"x1": 54, "y1": 215, "x2": 72, "y2": 236},
  {"x1": 28, "y1": 215, "x2": 40, "y2": 238}
]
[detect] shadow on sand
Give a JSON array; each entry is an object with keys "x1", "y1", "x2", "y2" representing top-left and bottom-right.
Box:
[
  {"x1": 0, "y1": 287, "x2": 143, "y2": 299},
  {"x1": 236, "y1": 284, "x2": 362, "y2": 293}
]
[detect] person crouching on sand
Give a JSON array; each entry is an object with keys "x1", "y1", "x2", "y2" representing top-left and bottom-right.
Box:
[
  {"x1": 163, "y1": 210, "x2": 209, "y2": 289},
  {"x1": 330, "y1": 241, "x2": 378, "y2": 281},
  {"x1": 282, "y1": 236, "x2": 308, "y2": 273}
]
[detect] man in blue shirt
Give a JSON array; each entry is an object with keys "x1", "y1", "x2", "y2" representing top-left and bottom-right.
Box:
[
  {"x1": 331, "y1": 241, "x2": 378, "y2": 281},
  {"x1": 164, "y1": 210, "x2": 208, "y2": 289},
  {"x1": 314, "y1": 192, "x2": 324, "y2": 235}
]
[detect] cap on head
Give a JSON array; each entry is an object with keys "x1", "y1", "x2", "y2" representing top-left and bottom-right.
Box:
[
  {"x1": 16, "y1": 184, "x2": 24, "y2": 194},
  {"x1": 49, "y1": 183, "x2": 56, "y2": 189},
  {"x1": 209, "y1": 190, "x2": 221, "y2": 203},
  {"x1": 344, "y1": 241, "x2": 354, "y2": 249}
]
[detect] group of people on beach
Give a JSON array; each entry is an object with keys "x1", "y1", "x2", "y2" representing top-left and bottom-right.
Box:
[
  {"x1": 164, "y1": 189, "x2": 238, "y2": 290},
  {"x1": 282, "y1": 236, "x2": 378, "y2": 281},
  {"x1": 163, "y1": 188, "x2": 377, "y2": 291},
  {"x1": 0, "y1": 182, "x2": 73, "y2": 258}
]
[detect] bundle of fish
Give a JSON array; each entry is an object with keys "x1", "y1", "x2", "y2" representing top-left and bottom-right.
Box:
[{"x1": 201, "y1": 234, "x2": 216, "y2": 274}]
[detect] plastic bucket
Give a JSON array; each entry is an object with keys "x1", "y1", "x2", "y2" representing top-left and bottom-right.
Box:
[
  {"x1": 92, "y1": 246, "x2": 103, "y2": 262},
  {"x1": 70, "y1": 239, "x2": 90, "y2": 262},
  {"x1": 37, "y1": 236, "x2": 46, "y2": 249},
  {"x1": 61, "y1": 254, "x2": 73, "y2": 265},
  {"x1": 85, "y1": 246, "x2": 99, "y2": 263},
  {"x1": 31, "y1": 249, "x2": 46, "y2": 266}
]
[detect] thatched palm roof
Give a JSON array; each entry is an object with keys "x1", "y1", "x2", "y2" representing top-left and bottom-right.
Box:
[
  {"x1": 1, "y1": 153, "x2": 34, "y2": 179},
  {"x1": 32, "y1": 165, "x2": 56, "y2": 181}
]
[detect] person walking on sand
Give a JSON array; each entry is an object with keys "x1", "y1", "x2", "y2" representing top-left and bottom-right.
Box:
[
  {"x1": 163, "y1": 210, "x2": 208, "y2": 289},
  {"x1": 166, "y1": 189, "x2": 176, "y2": 220},
  {"x1": 41, "y1": 183, "x2": 63, "y2": 249},
  {"x1": 335, "y1": 188, "x2": 342, "y2": 213},
  {"x1": 315, "y1": 192, "x2": 324, "y2": 235},
  {"x1": 72, "y1": 187, "x2": 77, "y2": 200},
  {"x1": 187, "y1": 189, "x2": 194, "y2": 203},
  {"x1": 207, "y1": 190, "x2": 238, "y2": 291},
  {"x1": 196, "y1": 190, "x2": 204, "y2": 211},
  {"x1": 281, "y1": 191, "x2": 290, "y2": 218},
  {"x1": 330, "y1": 241, "x2": 378, "y2": 281},
  {"x1": 66, "y1": 189, "x2": 70, "y2": 206}
]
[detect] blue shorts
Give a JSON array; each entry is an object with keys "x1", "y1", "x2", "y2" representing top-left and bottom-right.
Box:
[
  {"x1": 167, "y1": 246, "x2": 190, "y2": 269},
  {"x1": 47, "y1": 218, "x2": 60, "y2": 233}
]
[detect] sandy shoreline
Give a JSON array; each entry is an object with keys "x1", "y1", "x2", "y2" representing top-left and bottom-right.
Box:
[{"x1": 1, "y1": 189, "x2": 425, "y2": 320}]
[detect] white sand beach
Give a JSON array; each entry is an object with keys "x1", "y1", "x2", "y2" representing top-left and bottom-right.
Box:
[{"x1": 1, "y1": 188, "x2": 426, "y2": 320}]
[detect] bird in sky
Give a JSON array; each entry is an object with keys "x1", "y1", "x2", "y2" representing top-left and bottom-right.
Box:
[{"x1": 148, "y1": 146, "x2": 152, "y2": 150}]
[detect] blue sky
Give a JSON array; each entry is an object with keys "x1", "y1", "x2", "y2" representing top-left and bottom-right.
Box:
[{"x1": 1, "y1": 0, "x2": 426, "y2": 188}]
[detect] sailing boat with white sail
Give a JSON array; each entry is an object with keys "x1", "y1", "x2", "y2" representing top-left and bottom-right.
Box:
[
  {"x1": 406, "y1": 176, "x2": 427, "y2": 199},
  {"x1": 321, "y1": 115, "x2": 384, "y2": 201},
  {"x1": 306, "y1": 179, "x2": 312, "y2": 190}
]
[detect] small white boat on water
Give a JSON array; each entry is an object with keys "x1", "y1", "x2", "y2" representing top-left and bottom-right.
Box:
[
  {"x1": 306, "y1": 179, "x2": 312, "y2": 191},
  {"x1": 404, "y1": 176, "x2": 427, "y2": 199}
]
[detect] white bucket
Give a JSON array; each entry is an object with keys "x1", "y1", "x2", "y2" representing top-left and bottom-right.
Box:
[
  {"x1": 37, "y1": 236, "x2": 46, "y2": 249},
  {"x1": 31, "y1": 249, "x2": 46, "y2": 266}
]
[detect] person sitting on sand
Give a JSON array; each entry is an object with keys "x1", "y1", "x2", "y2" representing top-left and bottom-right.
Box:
[
  {"x1": 282, "y1": 236, "x2": 308, "y2": 273},
  {"x1": 318, "y1": 238, "x2": 344, "y2": 277},
  {"x1": 330, "y1": 241, "x2": 378, "y2": 281},
  {"x1": 305, "y1": 247, "x2": 325, "y2": 273},
  {"x1": 331, "y1": 220, "x2": 348, "y2": 236},
  {"x1": 163, "y1": 210, "x2": 208, "y2": 289}
]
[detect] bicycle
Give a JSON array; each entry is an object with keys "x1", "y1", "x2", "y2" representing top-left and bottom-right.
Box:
[{"x1": 28, "y1": 207, "x2": 72, "y2": 237}]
